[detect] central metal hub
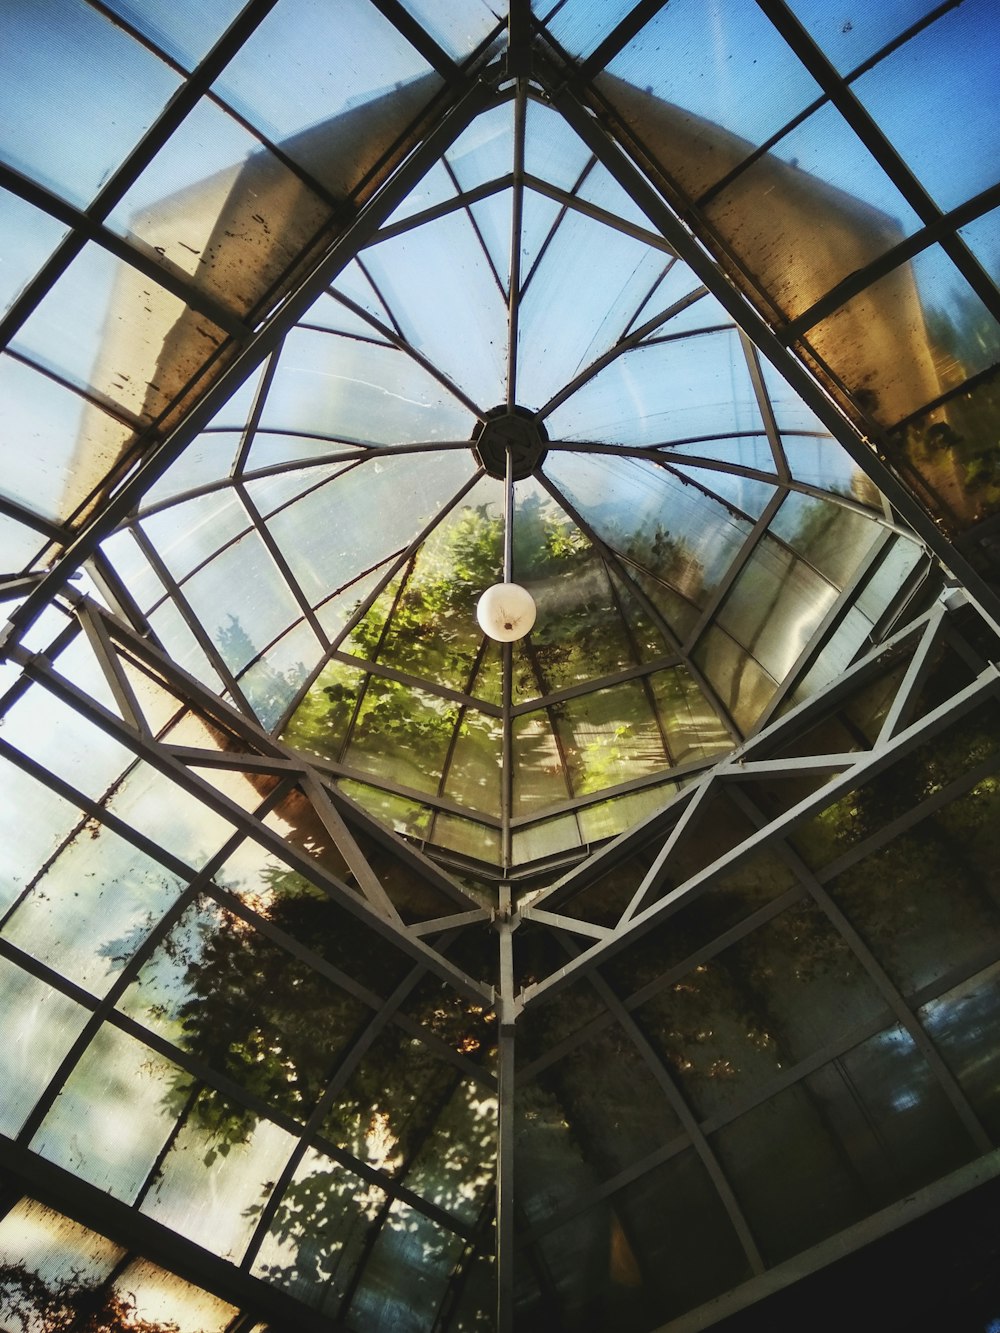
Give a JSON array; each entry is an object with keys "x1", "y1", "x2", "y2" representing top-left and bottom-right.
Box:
[{"x1": 472, "y1": 406, "x2": 549, "y2": 480}]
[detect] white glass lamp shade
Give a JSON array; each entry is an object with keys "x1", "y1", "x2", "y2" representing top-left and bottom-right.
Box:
[{"x1": 477, "y1": 582, "x2": 536, "y2": 642}]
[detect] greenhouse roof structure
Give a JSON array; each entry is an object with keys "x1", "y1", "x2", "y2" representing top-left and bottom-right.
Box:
[{"x1": 2, "y1": 2, "x2": 1000, "y2": 1330}]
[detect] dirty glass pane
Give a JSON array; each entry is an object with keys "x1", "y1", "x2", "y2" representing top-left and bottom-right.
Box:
[
  {"x1": 511, "y1": 812, "x2": 582, "y2": 863},
  {"x1": 600, "y1": 4, "x2": 820, "y2": 198},
  {"x1": 0, "y1": 1197, "x2": 122, "y2": 1292},
  {"x1": 108, "y1": 98, "x2": 332, "y2": 320},
  {"x1": 440, "y1": 712, "x2": 503, "y2": 819},
  {"x1": 31, "y1": 1026, "x2": 181, "y2": 1201},
  {"x1": 345, "y1": 678, "x2": 461, "y2": 795},
  {"x1": 534, "y1": 1020, "x2": 684, "y2": 1188},
  {"x1": 111, "y1": 1259, "x2": 239, "y2": 1333},
  {"x1": 672, "y1": 461, "x2": 775, "y2": 520},
  {"x1": 785, "y1": 0, "x2": 941, "y2": 74},
  {"x1": 0, "y1": 757, "x2": 82, "y2": 915},
  {"x1": 399, "y1": 0, "x2": 501, "y2": 59},
  {"x1": 704, "y1": 102, "x2": 922, "y2": 323},
  {"x1": 13, "y1": 241, "x2": 228, "y2": 430},
  {"x1": 959, "y1": 206, "x2": 1000, "y2": 287},
  {"x1": 512, "y1": 709, "x2": 572, "y2": 814},
  {"x1": 0, "y1": 959, "x2": 90, "y2": 1136},
  {"x1": 0, "y1": 355, "x2": 131, "y2": 527},
  {"x1": 3, "y1": 825, "x2": 186, "y2": 995},
  {"x1": 405, "y1": 1079, "x2": 497, "y2": 1224},
  {"x1": 538, "y1": 0, "x2": 638, "y2": 60},
  {"x1": 577, "y1": 783, "x2": 677, "y2": 843},
  {"x1": 141, "y1": 1096, "x2": 294, "y2": 1260},
  {"x1": 555, "y1": 680, "x2": 670, "y2": 794},
  {"x1": 805, "y1": 244, "x2": 1000, "y2": 429}
]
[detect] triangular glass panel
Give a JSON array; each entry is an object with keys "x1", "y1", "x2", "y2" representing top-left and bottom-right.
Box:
[
  {"x1": 329, "y1": 258, "x2": 398, "y2": 329},
  {"x1": 544, "y1": 327, "x2": 764, "y2": 444},
  {"x1": 259, "y1": 326, "x2": 476, "y2": 444},
  {"x1": 468, "y1": 187, "x2": 513, "y2": 293},
  {"x1": 446, "y1": 101, "x2": 515, "y2": 192},
  {"x1": 361, "y1": 209, "x2": 509, "y2": 409},
  {"x1": 516, "y1": 208, "x2": 672, "y2": 410}
]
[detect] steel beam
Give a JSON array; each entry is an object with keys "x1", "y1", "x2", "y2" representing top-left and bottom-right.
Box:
[{"x1": 520, "y1": 661, "x2": 1000, "y2": 1009}]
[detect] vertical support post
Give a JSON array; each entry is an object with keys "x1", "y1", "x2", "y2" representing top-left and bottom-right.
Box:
[
  {"x1": 496, "y1": 882, "x2": 517, "y2": 1333},
  {"x1": 503, "y1": 445, "x2": 515, "y2": 584},
  {"x1": 501, "y1": 447, "x2": 515, "y2": 869}
]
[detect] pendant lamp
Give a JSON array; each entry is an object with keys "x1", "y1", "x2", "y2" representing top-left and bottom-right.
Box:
[{"x1": 476, "y1": 443, "x2": 536, "y2": 642}]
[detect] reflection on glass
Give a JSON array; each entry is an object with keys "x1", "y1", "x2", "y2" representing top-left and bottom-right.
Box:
[
  {"x1": 0, "y1": 960, "x2": 89, "y2": 1136},
  {"x1": 253, "y1": 1146, "x2": 386, "y2": 1314},
  {"x1": 32, "y1": 1025, "x2": 180, "y2": 1202},
  {"x1": 3, "y1": 824, "x2": 185, "y2": 995},
  {"x1": 141, "y1": 1092, "x2": 294, "y2": 1261}
]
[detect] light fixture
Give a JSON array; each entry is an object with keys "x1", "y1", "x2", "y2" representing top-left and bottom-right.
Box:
[
  {"x1": 477, "y1": 581, "x2": 536, "y2": 641},
  {"x1": 476, "y1": 432, "x2": 536, "y2": 643}
]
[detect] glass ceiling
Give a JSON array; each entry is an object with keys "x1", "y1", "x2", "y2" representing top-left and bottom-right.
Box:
[{"x1": 1, "y1": 2, "x2": 1000, "y2": 1331}]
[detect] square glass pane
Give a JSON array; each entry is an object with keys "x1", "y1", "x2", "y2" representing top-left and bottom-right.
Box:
[
  {"x1": 852, "y1": 0, "x2": 1000, "y2": 213},
  {"x1": 12, "y1": 241, "x2": 228, "y2": 428},
  {"x1": 141, "y1": 1095, "x2": 294, "y2": 1260},
  {"x1": 252, "y1": 1147, "x2": 386, "y2": 1315},
  {"x1": 100, "y1": 0, "x2": 247, "y2": 69},
  {"x1": 0, "y1": 0, "x2": 181, "y2": 207},
  {"x1": 3, "y1": 824, "x2": 186, "y2": 995},
  {"x1": 31, "y1": 1025, "x2": 180, "y2": 1202},
  {"x1": 213, "y1": 0, "x2": 438, "y2": 174}
]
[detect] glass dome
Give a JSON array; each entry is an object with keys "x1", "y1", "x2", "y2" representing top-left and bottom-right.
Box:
[{"x1": 1, "y1": 3, "x2": 1000, "y2": 1331}]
